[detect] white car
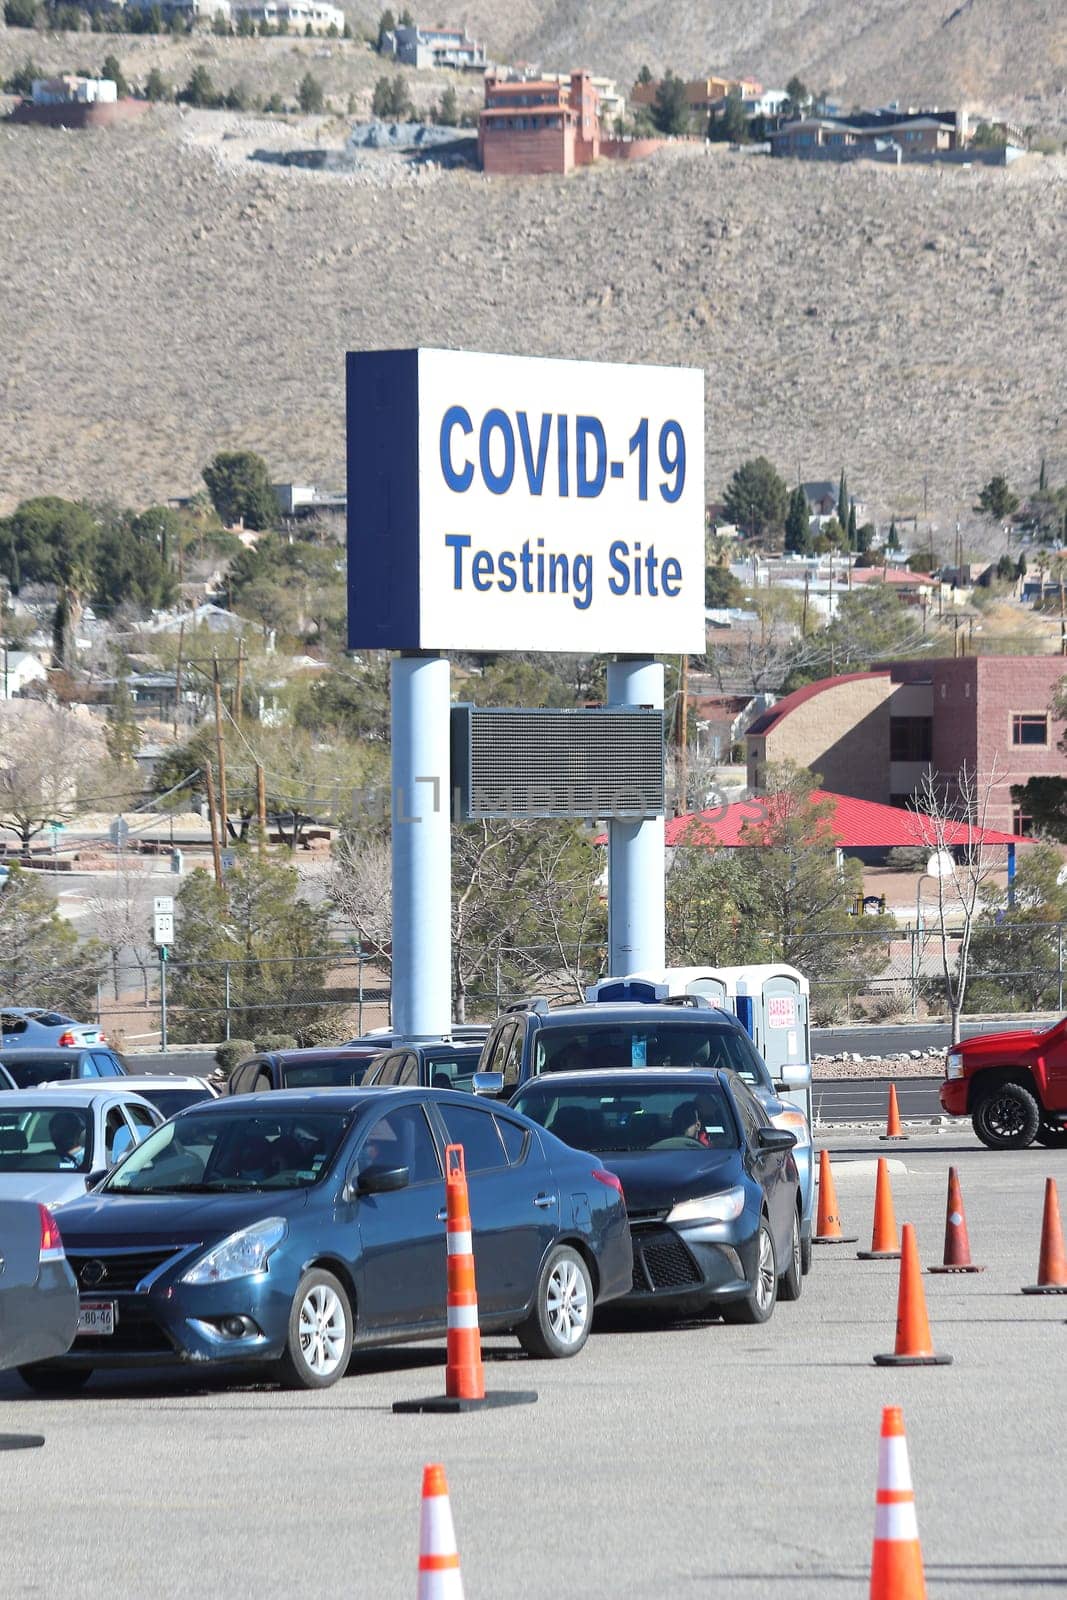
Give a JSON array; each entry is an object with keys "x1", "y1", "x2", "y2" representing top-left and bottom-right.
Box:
[
  {"x1": 0, "y1": 1088, "x2": 164, "y2": 1208},
  {"x1": 53, "y1": 1074, "x2": 219, "y2": 1121}
]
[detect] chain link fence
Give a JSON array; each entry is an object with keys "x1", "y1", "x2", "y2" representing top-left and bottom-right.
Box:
[{"x1": 6, "y1": 925, "x2": 1067, "y2": 1046}]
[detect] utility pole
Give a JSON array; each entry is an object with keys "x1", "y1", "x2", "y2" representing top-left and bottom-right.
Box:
[
  {"x1": 256, "y1": 762, "x2": 268, "y2": 855},
  {"x1": 212, "y1": 655, "x2": 229, "y2": 844},
  {"x1": 802, "y1": 572, "x2": 810, "y2": 635},
  {"x1": 234, "y1": 638, "x2": 245, "y2": 726},
  {"x1": 677, "y1": 653, "x2": 689, "y2": 814},
  {"x1": 204, "y1": 762, "x2": 224, "y2": 888},
  {"x1": 172, "y1": 618, "x2": 185, "y2": 740}
]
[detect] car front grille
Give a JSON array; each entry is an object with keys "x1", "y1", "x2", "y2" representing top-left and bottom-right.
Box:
[
  {"x1": 631, "y1": 1226, "x2": 703, "y2": 1293},
  {"x1": 68, "y1": 1248, "x2": 183, "y2": 1293},
  {"x1": 75, "y1": 1300, "x2": 175, "y2": 1355}
]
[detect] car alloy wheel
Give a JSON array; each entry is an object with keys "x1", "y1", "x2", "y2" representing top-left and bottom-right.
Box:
[
  {"x1": 299, "y1": 1283, "x2": 347, "y2": 1377},
  {"x1": 546, "y1": 1255, "x2": 589, "y2": 1348},
  {"x1": 278, "y1": 1268, "x2": 353, "y2": 1389},
  {"x1": 754, "y1": 1223, "x2": 776, "y2": 1314}
]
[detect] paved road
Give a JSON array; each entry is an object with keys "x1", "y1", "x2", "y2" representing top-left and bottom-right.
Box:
[
  {"x1": 813, "y1": 1077, "x2": 945, "y2": 1123},
  {"x1": 812, "y1": 1015, "x2": 1057, "y2": 1057},
  {"x1": 3, "y1": 1131, "x2": 1066, "y2": 1599}
]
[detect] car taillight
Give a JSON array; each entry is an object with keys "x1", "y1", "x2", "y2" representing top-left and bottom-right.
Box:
[
  {"x1": 592, "y1": 1168, "x2": 624, "y2": 1202},
  {"x1": 57, "y1": 1031, "x2": 77, "y2": 1047},
  {"x1": 38, "y1": 1204, "x2": 66, "y2": 1264}
]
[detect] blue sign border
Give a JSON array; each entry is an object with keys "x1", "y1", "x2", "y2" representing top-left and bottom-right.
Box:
[{"x1": 346, "y1": 349, "x2": 422, "y2": 650}]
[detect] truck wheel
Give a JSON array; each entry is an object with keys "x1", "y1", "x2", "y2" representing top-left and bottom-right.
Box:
[
  {"x1": 972, "y1": 1082, "x2": 1041, "y2": 1150},
  {"x1": 1035, "y1": 1120, "x2": 1067, "y2": 1148}
]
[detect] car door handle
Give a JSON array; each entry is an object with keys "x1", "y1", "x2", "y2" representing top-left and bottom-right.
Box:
[
  {"x1": 533, "y1": 1193, "x2": 556, "y2": 1209},
  {"x1": 436, "y1": 1208, "x2": 448, "y2": 1222}
]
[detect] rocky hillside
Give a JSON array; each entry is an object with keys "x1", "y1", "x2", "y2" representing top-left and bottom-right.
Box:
[{"x1": 1, "y1": 110, "x2": 1064, "y2": 531}]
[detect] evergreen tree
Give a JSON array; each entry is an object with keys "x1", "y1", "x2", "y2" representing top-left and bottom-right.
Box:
[
  {"x1": 837, "y1": 470, "x2": 848, "y2": 530},
  {"x1": 202, "y1": 450, "x2": 277, "y2": 530},
  {"x1": 104, "y1": 672, "x2": 141, "y2": 766},
  {"x1": 100, "y1": 53, "x2": 128, "y2": 96},
  {"x1": 723, "y1": 458, "x2": 789, "y2": 539},
  {"x1": 651, "y1": 68, "x2": 689, "y2": 135},
  {"x1": 0, "y1": 866, "x2": 104, "y2": 1014},
  {"x1": 434, "y1": 83, "x2": 458, "y2": 125},
  {"x1": 376, "y1": 5, "x2": 395, "y2": 49},
  {"x1": 298, "y1": 71, "x2": 324, "y2": 113},
  {"x1": 974, "y1": 475, "x2": 1019, "y2": 521},
  {"x1": 887, "y1": 518, "x2": 900, "y2": 551},
  {"x1": 784, "y1": 486, "x2": 811, "y2": 554},
  {"x1": 637, "y1": 63, "x2": 652, "y2": 85},
  {"x1": 846, "y1": 501, "x2": 857, "y2": 550},
  {"x1": 1039, "y1": 457, "x2": 1047, "y2": 492},
  {"x1": 144, "y1": 65, "x2": 169, "y2": 101}
]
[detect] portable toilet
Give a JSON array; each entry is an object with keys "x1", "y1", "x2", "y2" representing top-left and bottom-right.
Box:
[
  {"x1": 713, "y1": 964, "x2": 812, "y2": 1122},
  {"x1": 590, "y1": 966, "x2": 730, "y2": 1011}
]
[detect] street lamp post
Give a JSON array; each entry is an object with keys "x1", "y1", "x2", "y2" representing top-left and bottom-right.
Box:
[{"x1": 911, "y1": 872, "x2": 935, "y2": 1016}]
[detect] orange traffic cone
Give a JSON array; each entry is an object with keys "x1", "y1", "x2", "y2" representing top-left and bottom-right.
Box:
[
  {"x1": 814, "y1": 1148, "x2": 858, "y2": 1244},
  {"x1": 417, "y1": 1464, "x2": 464, "y2": 1600},
  {"x1": 393, "y1": 1145, "x2": 538, "y2": 1412},
  {"x1": 869, "y1": 1406, "x2": 927, "y2": 1600},
  {"x1": 880, "y1": 1084, "x2": 908, "y2": 1141},
  {"x1": 874, "y1": 1223, "x2": 952, "y2": 1366},
  {"x1": 858, "y1": 1158, "x2": 901, "y2": 1260},
  {"x1": 1021, "y1": 1177, "x2": 1067, "y2": 1295},
  {"x1": 928, "y1": 1166, "x2": 984, "y2": 1274}
]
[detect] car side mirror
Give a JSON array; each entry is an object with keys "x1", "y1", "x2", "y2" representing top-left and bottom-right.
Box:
[
  {"x1": 471, "y1": 1071, "x2": 504, "y2": 1097},
  {"x1": 353, "y1": 1163, "x2": 410, "y2": 1196},
  {"x1": 757, "y1": 1127, "x2": 796, "y2": 1152}
]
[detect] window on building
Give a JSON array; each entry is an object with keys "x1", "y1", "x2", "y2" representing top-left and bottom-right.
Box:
[
  {"x1": 1012, "y1": 714, "x2": 1048, "y2": 746},
  {"x1": 1012, "y1": 808, "x2": 1034, "y2": 837},
  {"x1": 889, "y1": 717, "x2": 933, "y2": 761}
]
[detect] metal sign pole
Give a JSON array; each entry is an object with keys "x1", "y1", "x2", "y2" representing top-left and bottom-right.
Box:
[
  {"x1": 159, "y1": 949, "x2": 168, "y2": 1054},
  {"x1": 607, "y1": 658, "x2": 665, "y2": 976},
  {"x1": 391, "y1": 654, "x2": 452, "y2": 1037}
]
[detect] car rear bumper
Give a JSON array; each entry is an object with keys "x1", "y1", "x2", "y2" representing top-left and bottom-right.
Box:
[{"x1": 940, "y1": 1080, "x2": 967, "y2": 1116}]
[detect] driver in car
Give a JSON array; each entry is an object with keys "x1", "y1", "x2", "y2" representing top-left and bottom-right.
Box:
[
  {"x1": 670, "y1": 1102, "x2": 711, "y2": 1147},
  {"x1": 50, "y1": 1110, "x2": 87, "y2": 1169}
]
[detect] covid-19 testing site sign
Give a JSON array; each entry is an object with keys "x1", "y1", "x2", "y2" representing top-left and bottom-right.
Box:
[{"x1": 346, "y1": 348, "x2": 705, "y2": 654}]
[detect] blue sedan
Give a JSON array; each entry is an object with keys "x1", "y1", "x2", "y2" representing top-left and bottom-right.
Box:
[{"x1": 21, "y1": 1088, "x2": 632, "y2": 1392}]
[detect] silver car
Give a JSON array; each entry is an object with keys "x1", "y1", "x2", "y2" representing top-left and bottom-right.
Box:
[
  {"x1": 0, "y1": 1089, "x2": 164, "y2": 1208},
  {"x1": 55, "y1": 1074, "x2": 219, "y2": 1120},
  {"x1": 0, "y1": 1008, "x2": 107, "y2": 1050},
  {"x1": 0, "y1": 1199, "x2": 78, "y2": 1373}
]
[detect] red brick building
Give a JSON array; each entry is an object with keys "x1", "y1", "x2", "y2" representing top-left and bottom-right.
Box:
[
  {"x1": 479, "y1": 71, "x2": 600, "y2": 176},
  {"x1": 745, "y1": 656, "x2": 1067, "y2": 835}
]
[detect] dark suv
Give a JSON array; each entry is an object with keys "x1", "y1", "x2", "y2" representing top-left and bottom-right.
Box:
[{"x1": 473, "y1": 996, "x2": 815, "y2": 1268}]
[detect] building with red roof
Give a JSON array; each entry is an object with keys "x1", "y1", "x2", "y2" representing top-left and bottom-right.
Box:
[{"x1": 745, "y1": 656, "x2": 1067, "y2": 835}]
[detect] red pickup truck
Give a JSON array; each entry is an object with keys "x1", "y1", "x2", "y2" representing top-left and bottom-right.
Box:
[{"x1": 940, "y1": 1021, "x2": 1067, "y2": 1149}]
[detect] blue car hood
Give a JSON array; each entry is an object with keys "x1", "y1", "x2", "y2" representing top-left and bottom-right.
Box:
[
  {"x1": 593, "y1": 1149, "x2": 743, "y2": 1212},
  {"x1": 54, "y1": 1188, "x2": 313, "y2": 1250}
]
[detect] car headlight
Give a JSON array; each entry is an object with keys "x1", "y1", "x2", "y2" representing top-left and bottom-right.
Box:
[
  {"x1": 946, "y1": 1051, "x2": 964, "y2": 1079},
  {"x1": 769, "y1": 1107, "x2": 811, "y2": 1146},
  {"x1": 668, "y1": 1187, "x2": 746, "y2": 1225},
  {"x1": 181, "y1": 1218, "x2": 287, "y2": 1285}
]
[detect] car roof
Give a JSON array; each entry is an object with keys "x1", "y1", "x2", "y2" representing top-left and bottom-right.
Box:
[
  {"x1": 272, "y1": 1047, "x2": 381, "y2": 1064},
  {"x1": 0, "y1": 1047, "x2": 107, "y2": 1061},
  {"x1": 0, "y1": 1087, "x2": 158, "y2": 1109},
  {"x1": 172, "y1": 1086, "x2": 526, "y2": 1117},
  {"x1": 54, "y1": 1074, "x2": 208, "y2": 1090},
  {"x1": 528, "y1": 1003, "x2": 742, "y2": 1028},
  {"x1": 513, "y1": 1068, "x2": 731, "y2": 1089}
]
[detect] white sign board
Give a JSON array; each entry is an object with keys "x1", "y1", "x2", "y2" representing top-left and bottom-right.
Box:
[
  {"x1": 153, "y1": 912, "x2": 174, "y2": 945},
  {"x1": 347, "y1": 348, "x2": 706, "y2": 654},
  {"x1": 153, "y1": 897, "x2": 174, "y2": 917}
]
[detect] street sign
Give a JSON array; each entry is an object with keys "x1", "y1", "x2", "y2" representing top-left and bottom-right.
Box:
[
  {"x1": 220, "y1": 850, "x2": 237, "y2": 874},
  {"x1": 153, "y1": 896, "x2": 174, "y2": 916},
  {"x1": 109, "y1": 816, "x2": 129, "y2": 848},
  {"x1": 153, "y1": 912, "x2": 174, "y2": 945}
]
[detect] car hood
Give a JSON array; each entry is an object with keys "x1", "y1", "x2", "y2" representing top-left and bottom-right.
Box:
[
  {"x1": 592, "y1": 1149, "x2": 743, "y2": 1212},
  {"x1": 0, "y1": 1172, "x2": 87, "y2": 1206},
  {"x1": 958, "y1": 1029, "x2": 1048, "y2": 1059},
  {"x1": 52, "y1": 1188, "x2": 313, "y2": 1250}
]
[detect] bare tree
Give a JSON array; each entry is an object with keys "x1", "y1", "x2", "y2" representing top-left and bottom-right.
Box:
[
  {"x1": 82, "y1": 860, "x2": 157, "y2": 1001},
  {"x1": 323, "y1": 833, "x2": 392, "y2": 966},
  {"x1": 909, "y1": 761, "x2": 1004, "y2": 1044},
  {"x1": 0, "y1": 703, "x2": 104, "y2": 850}
]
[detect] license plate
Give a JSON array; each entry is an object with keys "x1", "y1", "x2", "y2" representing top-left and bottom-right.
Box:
[{"x1": 77, "y1": 1300, "x2": 115, "y2": 1336}]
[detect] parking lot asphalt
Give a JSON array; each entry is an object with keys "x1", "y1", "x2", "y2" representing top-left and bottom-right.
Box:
[{"x1": 3, "y1": 1130, "x2": 1066, "y2": 1600}]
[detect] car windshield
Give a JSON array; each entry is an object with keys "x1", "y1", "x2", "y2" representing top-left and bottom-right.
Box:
[
  {"x1": 137, "y1": 1086, "x2": 212, "y2": 1116},
  {"x1": 104, "y1": 1110, "x2": 351, "y2": 1192},
  {"x1": 281, "y1": 1058, "x2": 372, "y2": 1089},
  {"x1": 535, "y1": 1023, "x2": 767, "y2": 1085},
  {"x1": 0, "y1": 1106, "x2": 93, "y2": 1172},
  {"x1": 513, "y1": 1081, "x2": 740, "y2": 1153},
  {"x1": 3, "y1": 1058, "x2": 76, "y2": 1089}
]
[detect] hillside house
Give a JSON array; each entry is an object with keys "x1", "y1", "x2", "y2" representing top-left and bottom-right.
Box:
[
  {"x1": 631, "y1": 74, "x2": 762, "y2": 116},
  {"x1": 479, "y1": 71, "x2": 600, "y2": 175},
  {"x1": 233, "y1": 0, "x2": 343, "y2": 30},
  {"x1": 382, "y1": 23, "x2": 486, "y2": 69},
  {"x1": 0, "y1": 650, "x2": 47, "y2": 700}
]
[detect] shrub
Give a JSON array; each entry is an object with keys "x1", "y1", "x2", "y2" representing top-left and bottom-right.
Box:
[
  {"x1": 253, "y1": 1032, "x2": 297, "y2": 1052},
  {"x1": 214, "y1": 1038, "x2": 255, "y2": 1075},
  {"x1": 294, "y1": 1015, "x2": 349, "y2": 1047},
  {"x1": 885, "y1": 846, "x2": 928, "y2": 872},
  {"x1": 3, "y1": 0, "x2": 39, "y2": 27},
  {"x1": 4, "y1": 56, "x2": 42, "y2": 94}
]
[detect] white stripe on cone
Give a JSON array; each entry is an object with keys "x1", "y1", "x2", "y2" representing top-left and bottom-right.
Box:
[
  {"x1": 874, "y1": 1502, "x2": 921, "y2": 1542},
  {"x1": 446, "y1": 1231, "x2": 473, "y2": 1256},
  {"x1": 420, "y1": 1493, "x2": 460, "y2": 1558},
  {"x1": 877, "y1": 1437, "x2": 914, "y2": 1494},
  {"x1": 446, "y1": 1304, "x2": 479, "y2": 1329}
]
